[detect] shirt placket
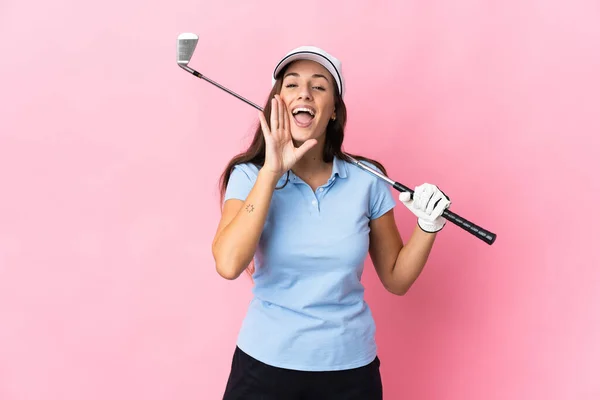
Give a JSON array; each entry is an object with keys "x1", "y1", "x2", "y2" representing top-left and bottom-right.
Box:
[{"x1": 310, "y1": 175, "x2": 337, "y2": 213}]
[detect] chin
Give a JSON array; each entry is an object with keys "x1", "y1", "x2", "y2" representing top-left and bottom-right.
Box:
[
  {"x1": 290, "y1": 129, "x2": 314, "y2": 143},
  {"x1": 290, "y1": 122, "x2": 325, "y2": 143}
]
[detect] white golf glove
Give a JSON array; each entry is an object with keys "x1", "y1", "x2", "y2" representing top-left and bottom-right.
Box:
[{"x1": 399, "y1": 183, "x2": 451, "y2": 233}]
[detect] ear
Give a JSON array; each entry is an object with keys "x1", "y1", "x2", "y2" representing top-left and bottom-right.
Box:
[{"x1": 331, "y1": 110, "x2": 336, "y2": 121}]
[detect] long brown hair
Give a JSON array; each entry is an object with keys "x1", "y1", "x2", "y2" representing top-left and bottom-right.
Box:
[{"x1": 218, "y1": 64, "x2": 388, "y2": 205}]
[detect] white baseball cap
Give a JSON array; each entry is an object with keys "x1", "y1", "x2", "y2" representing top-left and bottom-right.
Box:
[{"x1": 272, "y1": 45, "x2": 345, "y2": 98}]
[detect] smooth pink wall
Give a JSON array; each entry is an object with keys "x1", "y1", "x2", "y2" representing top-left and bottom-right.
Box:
[{"x1": 1, "y1": 1, "x2": 598, "y2": 399}]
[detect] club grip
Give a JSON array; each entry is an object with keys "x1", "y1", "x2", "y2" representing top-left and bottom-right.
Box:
[
  {"x1": 392, "y1": 182, "x2": 496, "y2": 245},
  {"x1": 441, "y1": 209, "x2": 496, "y2": 245}
]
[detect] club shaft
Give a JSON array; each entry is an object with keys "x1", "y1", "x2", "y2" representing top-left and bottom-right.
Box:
[
  {"x1": 348, "y1": 155, "x2": 495, "y2": 244},
  {"x1": 180, "y1": 65, "x2": 262, "y2": 110},
  {"x1": 180, "y1": 64, "x2": 497, "y2": 245},
  {"x1": 348, "y1": 156, "x2": 413, "y2": 193}
]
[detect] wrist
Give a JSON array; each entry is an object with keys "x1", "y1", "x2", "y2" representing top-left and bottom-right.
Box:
[
  {"x1": 258, "y1": 168, "x2": 284, "y2": 187},
  {"x1": 417, "y1": 218, "x2": 446, "y2": 233}
]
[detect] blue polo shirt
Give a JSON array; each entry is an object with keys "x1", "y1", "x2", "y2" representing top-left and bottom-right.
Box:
[{"x1": 223, "y1": 155, "x2": 396, "y2": 371}]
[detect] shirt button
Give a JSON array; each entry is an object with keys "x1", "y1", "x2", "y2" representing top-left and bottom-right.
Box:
[
  {"x1": 312, "y1": 200, "x2": 317, "y2": 206},
  {"x1": 318, "y1": 188, "x2": 323, "y2": 192}
]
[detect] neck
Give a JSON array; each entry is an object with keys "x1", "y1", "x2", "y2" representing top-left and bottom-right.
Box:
[{"x1": 291, "y1": 139, "x2": 331, "y2": 177}]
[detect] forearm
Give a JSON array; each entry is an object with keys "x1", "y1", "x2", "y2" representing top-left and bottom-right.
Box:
[
  {"x1": 213, "y1": 169, "x2": 280, "y2": 279},
  {"x1": 391, "y1": 225, "x2": 437, "y2": 294}
]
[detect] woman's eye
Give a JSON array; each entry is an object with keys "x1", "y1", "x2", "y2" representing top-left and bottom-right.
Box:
[{"x1": 284, "y1": 83, "x2": 325, "y2": 91}]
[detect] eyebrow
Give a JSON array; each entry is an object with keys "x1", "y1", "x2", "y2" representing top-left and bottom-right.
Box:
[{"x1": 283, "y1": 72, "x2": 329, "y2": 82}]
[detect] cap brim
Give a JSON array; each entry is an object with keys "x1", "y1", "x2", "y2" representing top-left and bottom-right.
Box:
[{"x1": 272, "y1": 51, "x2": 343, "y2": 97}]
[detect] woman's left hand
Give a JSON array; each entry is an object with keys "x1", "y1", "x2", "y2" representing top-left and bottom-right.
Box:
[{"x1": 399, "y1": 183, "x2": 451, "y2": 233}]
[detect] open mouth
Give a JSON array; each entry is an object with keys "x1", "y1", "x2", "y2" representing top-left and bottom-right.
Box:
[{"x1": 291, "y1": 107, "x2": 315, "y2": 128}]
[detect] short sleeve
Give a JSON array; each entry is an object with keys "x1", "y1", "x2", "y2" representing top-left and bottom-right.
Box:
[
  {"x1": 224, "y1": 163, "x2": 257, "y2": 203},
  {"x1": 367, "y1": 164, "x2": 396, "y2": 220}
]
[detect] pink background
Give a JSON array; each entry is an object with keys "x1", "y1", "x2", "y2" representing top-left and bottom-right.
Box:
[{"x1": 1, "y1": 1, "x2": 599, "y2": 399}]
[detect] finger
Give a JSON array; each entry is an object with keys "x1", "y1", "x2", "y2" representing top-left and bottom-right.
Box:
[
  {"x1": 258, "y1": 111, "x2": 271, "y2": 137},
  {"x1": 413, "y1": 185, "x2": 424, "y2": 210},
  {"x1": 281, "y1": 98, "x2": 289, "y2": 133},
  {"x1": 270, "y1": 97, "x2": 278, "y2": 132},
  {"x1": 431, "y1": 195, "x2": 450, "y2": 218},
  {"x1": 417, "y1": 184, "x2": 434, "y2": 211},
  {"x1": 426, "y1": 190, "x2": 444, "y2": 215},
  {"x1": 277, "y1": 95, "x2": 285, "y2": 132},
  {"x1": 284, "y1": 102, "x2": 291, "y2": 134},
  {"x1": 399, "y1": 192, "x2": 412, "y2": 203}
]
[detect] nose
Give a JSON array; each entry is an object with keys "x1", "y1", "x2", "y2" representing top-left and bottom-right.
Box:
[{"x1": 297, "y1": 83, "x2": 313, "y2": 100}]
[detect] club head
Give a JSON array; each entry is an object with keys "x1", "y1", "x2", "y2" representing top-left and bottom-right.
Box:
[{"x1": 177, "y1": 33, "x2": 199, "y2": 66}]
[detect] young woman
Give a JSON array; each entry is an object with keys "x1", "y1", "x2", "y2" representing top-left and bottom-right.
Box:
[{"x1": 212, "y1": 45, "x2": 451, "y2": 399}]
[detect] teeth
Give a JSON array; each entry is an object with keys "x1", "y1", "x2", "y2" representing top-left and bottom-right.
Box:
[{"x1": 292, "y1": 107, "x2": 315, "y2": 116}]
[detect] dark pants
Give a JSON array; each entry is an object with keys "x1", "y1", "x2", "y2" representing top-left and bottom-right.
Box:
[{"x1": 222, "y1": 346, "x2": 383, "y2": 400}]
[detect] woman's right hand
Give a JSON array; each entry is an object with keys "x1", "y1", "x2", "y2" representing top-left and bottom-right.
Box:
[{"x1": 258, "y1": 94, "x2": 318, "y2": 177}]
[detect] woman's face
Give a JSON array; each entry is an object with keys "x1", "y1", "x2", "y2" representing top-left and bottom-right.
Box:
[{"x1": 278, "y1": 60, "x2": 336, "y2": 144}]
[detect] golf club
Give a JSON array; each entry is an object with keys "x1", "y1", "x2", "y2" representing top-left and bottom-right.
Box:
[{"x1": 177, "y1": 33, "x2": 497, "y2": 245}]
